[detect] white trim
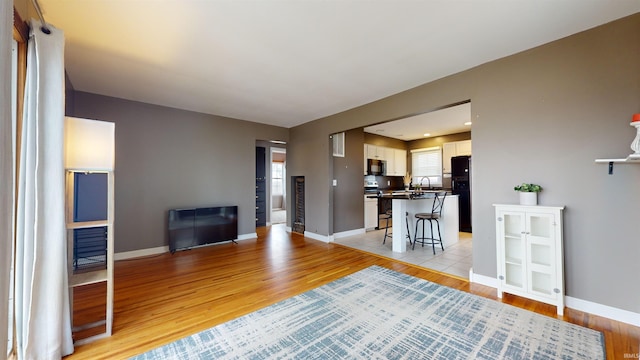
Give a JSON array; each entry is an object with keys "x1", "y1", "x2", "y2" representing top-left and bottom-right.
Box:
[
  {"x1": 566, "y1": 296, "x2": 640, "y2": 327},
  {"x1": 285, "y1": 226, "x2": 292, "y2": 232},
  {"x1": 237, "y1": 233, "x2": 257, "y2": 241},
  {"x1": 469, "y1": 268, "x2": 498, "y2": 289},
  {"x1": 304, "y1": 231, "x2": 332, "y2": 243},
  {"x1": 410, "y1": 146, "x2": 441, "y2": 153},
  {"x1": 332, "y1": 228, "x2": 366, "y2": 240},
  {"x1": 115, "y1": 246, "x2": 168, "y2": 261},
  {"x1": 469, "y1": 269, "x2": 640, "y2": 327},
  {"x1": 114, "y1": 233, "x2": 257, "y2": 261}
]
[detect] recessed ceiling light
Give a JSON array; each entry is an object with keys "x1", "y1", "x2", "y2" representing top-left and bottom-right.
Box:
[
  {"x1": 423, "y1": 133, "x2": 431, "y2": 137},
  {"x1": 464, "y1": 122, "x2": 472, "y2": 126}
]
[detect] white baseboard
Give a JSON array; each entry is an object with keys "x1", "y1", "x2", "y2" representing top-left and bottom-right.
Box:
[
  {"x1": 305, "y1": 228, "x2": 366, "y2": 243},
  {"x1": 469, "y1": 268, "x2": 498, "y2": 289},
  {"x1": 332, "y1": 228, "x2": 366, "y2": 240},
  {"x1": 304, "y1": 231, "x2": 332, "y2": 243},
  {"x1": 566, "y1": 296, "x2": 640, "y2": 327},
  {"x1": 469, "y1": 268, "x2": 640, "y2": 327},
  {"x1": 115, "y1": 246, "x2": 168, "y2": 261},
  {"x1": 114, "y1": 232, "x2": 257, "y2": 260},
  {"x1": 237, "y1": 232, "x2": 257, "y2": 241}
]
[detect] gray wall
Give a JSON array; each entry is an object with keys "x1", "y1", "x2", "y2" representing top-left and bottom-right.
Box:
[
  {"x1": 70, "y1": 91, "x2": 288, "y2": 253},
  {"x1": 332, "y1": 128, "x2": 365, "y2": 233},
  {"x1": 288, "y1": 14, "x2": 640, "y2": 312}
]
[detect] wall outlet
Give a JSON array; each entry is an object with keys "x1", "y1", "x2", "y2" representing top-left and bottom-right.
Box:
[
  {"x1": 332, "y1": 179, "x2": 337, "y2": 186},
  {"x1": 387, "y1": 180, "x2": 390, "y2": 186}
]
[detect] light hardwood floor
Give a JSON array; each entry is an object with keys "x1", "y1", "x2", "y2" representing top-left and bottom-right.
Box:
[{"x1": 65, "y1": 224, "x2": 639, "y2": 359}]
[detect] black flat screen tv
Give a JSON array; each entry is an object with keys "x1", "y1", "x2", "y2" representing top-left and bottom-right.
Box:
[{"x1": 168, "y1": 205, "x2": 238, "y2": 253}]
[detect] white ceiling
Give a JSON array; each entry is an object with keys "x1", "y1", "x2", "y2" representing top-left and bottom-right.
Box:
[
  {"x1": 364, "y1": 102, "x2": 471, "y2": 141},
  {"x1": 38, "y1": 1, "x2": 640, "y2": 128}
]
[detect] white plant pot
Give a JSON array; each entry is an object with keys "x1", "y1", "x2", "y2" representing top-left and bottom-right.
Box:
[{"x1": 519, "y1": 192, "x2": 538, "y2": 206}]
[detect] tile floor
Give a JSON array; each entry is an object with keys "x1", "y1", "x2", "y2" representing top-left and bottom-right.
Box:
[{"x1": 334, "y1": 229, "x2": 473, "y2": 279}]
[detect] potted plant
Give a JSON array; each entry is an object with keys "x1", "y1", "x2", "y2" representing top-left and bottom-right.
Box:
[
  {"x1": 403, "y1": 172, "x2": 411, "y2": 191},
  {"x1": 514, "y1": 183, "x2": 542, "y2": 205}
]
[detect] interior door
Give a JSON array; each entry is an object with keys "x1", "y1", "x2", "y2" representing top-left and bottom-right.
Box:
[{"x1": 255, "y1": 147, "x2": 267, "y2": 227}]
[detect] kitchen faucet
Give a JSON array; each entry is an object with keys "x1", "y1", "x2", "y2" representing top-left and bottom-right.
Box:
[{"x1": 419, "y1": 176, "x2": 431, "y2": 190}]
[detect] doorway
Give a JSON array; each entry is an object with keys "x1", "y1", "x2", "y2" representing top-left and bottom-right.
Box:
[
  {"x1": 333, "y1": 101, "x2": 474, "y2": 279},
  {"x1": 270, "y1": 148, "x2": 286, "y2": 225}
]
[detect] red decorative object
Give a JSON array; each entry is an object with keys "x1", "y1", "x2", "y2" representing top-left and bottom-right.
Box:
[{"x1": 632, "y1": 113, "x2": 640, "y2": 122}]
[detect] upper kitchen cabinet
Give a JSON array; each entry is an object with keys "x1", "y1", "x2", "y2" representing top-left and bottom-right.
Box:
[
  {"x1": 390, "y1": 148, "x2": 407, "y2": 176},
  {"x1": 366, "y1": 144, "x2": 385, "y2": 160},
  {"x1": 364, "y1": 144, "x2": 406, "y2": 176},
  {"x1": 443, "y1": 140, "x2": 471, "y2": 174}
]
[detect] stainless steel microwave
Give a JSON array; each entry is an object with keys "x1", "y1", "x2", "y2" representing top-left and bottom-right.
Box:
[{"x1": 367, "y1": 159, "x2": 385, "y2": 176}]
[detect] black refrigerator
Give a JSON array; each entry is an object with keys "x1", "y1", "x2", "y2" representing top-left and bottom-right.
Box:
[{"x1": 451, "y1": 155, "x2": 472, "y2": 232}]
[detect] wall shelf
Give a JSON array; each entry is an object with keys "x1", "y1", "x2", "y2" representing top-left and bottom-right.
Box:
[{"x1": 595, "y1": 155, "x2": 640, "y2": 174}]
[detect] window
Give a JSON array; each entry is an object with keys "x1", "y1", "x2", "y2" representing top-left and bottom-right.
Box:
[
  {"x1": 331, "y1": 132, "x2": 345, "y2": 157},
  {"x1": 411, "y1": 147, "x2": 443, "y2": 188},
  {"x1": 272, "y1": 162, "x2": 284, "y2": 196}
]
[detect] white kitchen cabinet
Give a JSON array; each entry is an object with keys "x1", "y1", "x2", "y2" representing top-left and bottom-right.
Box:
[
  {"x1": 394, "y1": 149, "x2": 407, "y2": 176},
  {"x1": 442, "y1": 140, "x2": 471, "y2": 173},
  {"x1": 384, "y1": 147, "x2": 395, "y2": 175},
  {"x1": 366, "y1": 144, "x2": 385, "y2": 160},
  {"x1": 494, "y1": 204, "x2": 565, "y2": 315},
  {"x1": 385, "y1": 147, "x2": 408, "y2": 176},
  {"x1": 456, "y1": 140, "x2": 472, "y2": 155},
  {"x1": 364, "y1": 195, "x2": 378, "y2": 230},
  {"x1": 442, "y1": 143, "x2": 456, "y2": 173}
]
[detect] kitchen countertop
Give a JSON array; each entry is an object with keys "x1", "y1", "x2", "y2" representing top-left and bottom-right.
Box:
[{"x1": 366, "y1": 189, "x2": 452, "y2": 200}]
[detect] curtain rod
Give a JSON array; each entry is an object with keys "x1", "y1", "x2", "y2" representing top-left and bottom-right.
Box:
[{"x1": 31, "y1": 0, "x2": 51, "y2": 34}]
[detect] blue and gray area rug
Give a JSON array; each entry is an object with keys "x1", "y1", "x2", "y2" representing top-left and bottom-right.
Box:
[{"x1": 132, "y1": 266, "x2": 604, "y2": 359}]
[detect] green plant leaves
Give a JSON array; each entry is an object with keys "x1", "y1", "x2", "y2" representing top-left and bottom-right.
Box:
[{"x1": 514, "y1": 183, "x2": 542, "y2": 192}]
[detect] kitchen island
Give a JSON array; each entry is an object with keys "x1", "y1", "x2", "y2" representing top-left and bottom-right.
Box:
[{"x1": 381, "y1": 191, "x2": 459, "y2": 253}]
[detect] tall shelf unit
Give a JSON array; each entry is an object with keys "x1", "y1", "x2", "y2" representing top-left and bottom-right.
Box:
[
  {"x1": 64, "y1": 116, "x2": 115, "y2": 345},
  {"x1": 65, "y1": 171, "x2": 114, "y2": 344},
  {"x1": 494, "y1": 204, "x2": 565, "y2": 315}
]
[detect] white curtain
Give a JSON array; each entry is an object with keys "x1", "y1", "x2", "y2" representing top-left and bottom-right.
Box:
[
  {"x1": 14, "y1": 20, "x2": 74, "y2": 359},
  {"x1": 1, "y1": 1, "x2": 15, "y2": 358}
]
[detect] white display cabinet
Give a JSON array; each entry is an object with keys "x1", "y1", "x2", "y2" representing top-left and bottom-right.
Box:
[{"x1": 494, "y1": 204, "x2": 565, "y2": 315}]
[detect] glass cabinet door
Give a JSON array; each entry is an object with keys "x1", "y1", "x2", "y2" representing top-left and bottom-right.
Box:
[
  {"x1": 526, "y1": 213, "x2": 556, "y2": 297},
  {"x1": 500, "y1": 212, "x2": 526, "y2": 289}
]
